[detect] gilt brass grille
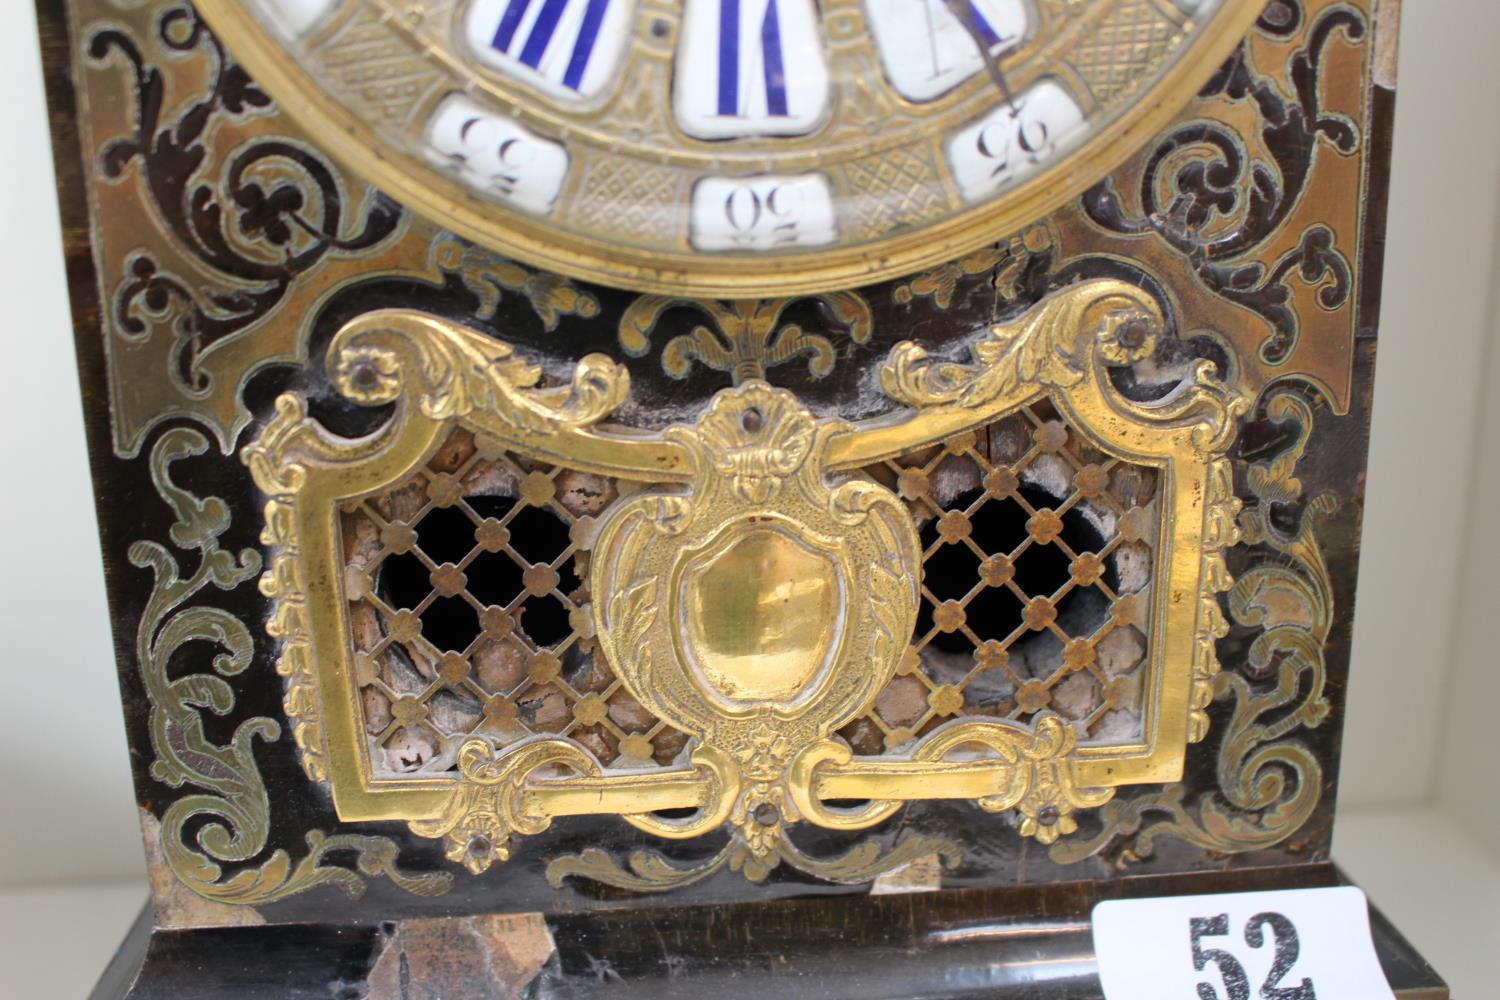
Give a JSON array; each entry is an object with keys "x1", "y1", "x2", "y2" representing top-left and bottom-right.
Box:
[
  {"x1": 841, "y1": 400, "x2": 1158, "y2": 755},
  {"x1": 256, "y1": 285, "x2": 1239, "y2": 874},
  {"x1": 343, "y1": 405, "x2": 1160, "y2": 779},
  {"x1": 340, "y1": 428, "x2": 686, "y2": 778}
]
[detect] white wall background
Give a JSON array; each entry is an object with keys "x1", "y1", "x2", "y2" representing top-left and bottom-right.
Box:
[
  {"x1": 1, "y1": 2, "x2": 144, "y2": 886},
  {"x1": 1339, "y1": 0, "x2": 1500, "y2": 836},
  {"x1": 1, "y1": 0, "x2": 1496, "y2": 892}
]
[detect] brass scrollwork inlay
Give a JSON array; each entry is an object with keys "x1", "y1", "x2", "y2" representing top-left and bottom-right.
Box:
[
  {"x1": 618, "y1": 293, "x2": 873, "y2": 384},
  {"x1": 140, "y1": 428, "x2": 449, "y2": 907}
]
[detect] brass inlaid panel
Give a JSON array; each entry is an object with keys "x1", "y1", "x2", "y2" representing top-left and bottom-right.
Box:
[
  {"x1": 246, "y1": 278, "x2": 1245, "y2": 883},
  {"x1": 54, "y1": 0, "x2": 1392, "y2": 915}
]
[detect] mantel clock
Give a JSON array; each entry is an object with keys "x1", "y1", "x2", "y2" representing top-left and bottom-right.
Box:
[{"x1": 33, "y1": 0, "x2": 1446, "y2": 995}]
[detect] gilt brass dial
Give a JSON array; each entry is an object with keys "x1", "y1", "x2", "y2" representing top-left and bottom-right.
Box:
[{"x1": 199, "y1": 0, "x2": 1264, "y2": 294}]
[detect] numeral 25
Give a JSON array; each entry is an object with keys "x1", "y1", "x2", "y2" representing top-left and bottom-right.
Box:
[{"x1": 1189, "y1": 912, "x2": 1317, "y2": 1000}]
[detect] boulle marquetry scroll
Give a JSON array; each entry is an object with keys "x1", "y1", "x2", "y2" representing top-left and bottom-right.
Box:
[{"x1": 35, "y1": 0, "x2": 1445, "y2": 995}]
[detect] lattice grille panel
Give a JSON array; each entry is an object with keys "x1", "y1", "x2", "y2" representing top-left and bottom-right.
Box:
[
  {"x1": 341, "y1": 405, "x2": 1159, "y2": 778},
  {"x1": 838, "y1": 400, "x2": 1159, "y2": 755},
  {"x1": 341, "y1": 428, "x2": 687, "y2": 778}
]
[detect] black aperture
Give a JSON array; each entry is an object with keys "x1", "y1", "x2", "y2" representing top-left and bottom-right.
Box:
[
  {"x1": 923, "y1": 543, "x2": 980, "y2": 601},
  {"x1": 506, "y1": 504, "x2": 574, "y2": 566},
  {"x1": 1012, "y1": 543, "x2": 1071, "y2": 599},
  {"x1": 651, "y1": 806, "x2": 699, "y2": 820},
  {"x1": 414, "y1": 505, "x2": 479, "y2": 565},
  {"x1": 521, "y1": 593, "x2": 575, "y2": 647},
  {"x1": 964, "y1": 585, "x2": 1025, "y2": 643},
  {"x1": 466, "y1": 551, "x2": 525, "y2": 609},
  {"x1": 379, "y1": 552, "x2": 430, "y2": 611},
  {"x1": 969, "y1": 494, "x2": 1031, "y2": 555},
  {"x1": 419, "y1": 595, "x2": 481, "y2": 653}
]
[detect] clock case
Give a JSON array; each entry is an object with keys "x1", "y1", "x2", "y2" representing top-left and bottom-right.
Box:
[{"x1": 34, "y1": 0, "x2": 1446, "y2": 996}]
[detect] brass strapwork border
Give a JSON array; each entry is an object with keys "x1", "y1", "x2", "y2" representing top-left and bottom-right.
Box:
[{"x1": 244, "y1": 278, "x2": 1246, "y2": 881}]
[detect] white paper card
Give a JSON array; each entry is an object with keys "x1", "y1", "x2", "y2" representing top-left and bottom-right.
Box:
[{"x1": 1092, "y1": 886, "x2": 1396, "y2": 1000}]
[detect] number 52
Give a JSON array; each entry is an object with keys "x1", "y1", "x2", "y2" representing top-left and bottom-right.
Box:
[{"x1": 1189, "y1": 912, "x2": 1318, "y2": 1000}]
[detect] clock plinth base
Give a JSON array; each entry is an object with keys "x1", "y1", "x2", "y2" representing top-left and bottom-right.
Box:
[{"x1": 93, "y1": 864, "x2": 1446, "y2": 999}]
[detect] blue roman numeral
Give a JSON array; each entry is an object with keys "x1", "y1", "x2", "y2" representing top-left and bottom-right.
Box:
[
  {"x1": 966, "y1": 2, "x2": 1004, "y2": 48},
  {"x1": 489, "y1": 0, "x2": 611, "y2": 92},
  {"x1": 563, "y1": 0, "x2": 610, "y2": 90},
  {"x1": 717, "y1": 0, "x2": 740, "y2": 115},
  {"x1": 717, "y1": 0, "x2": 791, "y2": 117},
  {"x1": 492, "y1": 0, "x2": 531, "y2": 52},
  {"x1": 761, "y1": 0, "x2": 786, "y2": 116}
]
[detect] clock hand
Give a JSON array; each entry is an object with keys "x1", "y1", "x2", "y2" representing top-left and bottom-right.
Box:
[
  {"x1": 939, "y1": 0, "x2": 1019, "y2": 113},
  {"x1": 925, "y1": 0, "x2": 941, "y2": 78}
]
